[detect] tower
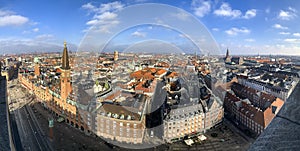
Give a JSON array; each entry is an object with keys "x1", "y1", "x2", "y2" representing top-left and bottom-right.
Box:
[
  {"x1": 34, "y1": 58, "x2": 40, "y2": 77},
  {"x1": 60, "y1": 42, "x2": 72, "y2": 100},
  {"x1": 34, "y1": 63, "x2": 40, "y2": 76},
  {"x1": 225, "y1": 48, "x2": 231, "y2": 63},
  {"x1": 226, "y1": 48, "x2": 229, "y2": 58},
  {"x1": 114, "y1": 51, "x2": 119, "y2": 61}
]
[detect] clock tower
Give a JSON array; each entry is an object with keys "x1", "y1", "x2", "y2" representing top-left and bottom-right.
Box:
[{"x1": 61, "y1": 41, "x2": 72, "y2": 100}]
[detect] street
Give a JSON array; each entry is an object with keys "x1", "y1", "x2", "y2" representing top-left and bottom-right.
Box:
[{"x1": 8, "y1": 80, "x2": 53, "y2": 151}]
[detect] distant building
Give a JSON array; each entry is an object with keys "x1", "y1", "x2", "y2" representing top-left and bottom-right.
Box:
[
  {"x1": 224, "y1": 48, "x2": 244, "y2": 65},
  {"x1": 237, "y1": 74, "x2": 299, "y2": 101},
  {"x1": 225, "y1": 48, "x2": 231, "y2": 63},
  {"x1": 114, "y1": 51, "x2": 119, "y2": 61},
  {"x1": 34, "y1": 63, "x2": 40, "y2": 77},
  {"x1": 231, "y1": 57, "x2": 244, "y2": 65}
]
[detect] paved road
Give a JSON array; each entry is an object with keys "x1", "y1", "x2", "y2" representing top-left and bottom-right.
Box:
[
  {"x1": 10, "y1": 112, "x2": 24, "y2": 151},
  {"x1": 14, "y1": 105, "x2": 53, "y2": 151},
  {"x1": 8, "y1": 80, "x2": 53, "y2": 151}
]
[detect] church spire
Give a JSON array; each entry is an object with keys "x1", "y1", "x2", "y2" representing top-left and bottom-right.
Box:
[
  {"x1": 61, "y1": 41, "x2": 70, "y2": 70},
  {"x1": 226, "y1": 48, "x2": 229, "y2": 58}
]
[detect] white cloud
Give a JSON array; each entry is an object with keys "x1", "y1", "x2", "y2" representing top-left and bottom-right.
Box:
[
  {"x1": 245, "y1": 38, "x2": 255, "y2": 42},
  {"x1": 171, "y1": 11, "x2": 191, "y2": 20},
  {"x1": 225, "y1": 27, "x2": 250, "y2": 36},
  {"x1": 0, "y1": 36, "x2": 78, "y2": 54},
  {"x1": 35, "y1": 34, "x2": 54, "y2": 40},
  {"x1": 191, "y1": 0, "x2": 211, "y2": 17},
  {"x1": 0, "y1": 13, "x2": 29, "y2": 26},
  {"x1": 213, "y1": 3, "x2": 256, "y2": 19},
  {"x1": 86, "y1": 19, "x2": 98, "y2": 25},
  {"x1": 32, "y1": 28, "x2": 39, "y2": 32},
  {"x1": 95, "y1": 12, "x2": 117, "y2": 20},
  {"x1": 212, "y1": 28, "x2": 219, "y2": 31},
  {"x1": 82, "y1": 2, "x2": 125, "y2": 33},
  {"x1": 0, "y1": 10, "x2": 13, "y2": 16},
  {"x1": 96, "y1": 1, "x2": 124, "y2": 13},
  {"x1": 243, "y1": 9, "x2": 256, "y2": 19},
  {"x1": 293, "y1": 33, "x2": 300, "y2": 37},
  {"x1": 279, "y1": 32, "x2": 290, "y2": 35},
  {"x1": 82, "y1": 1, "x2": 124, "y2": 13},
  {"x1": 214, "y1": 3, "x2": 241, "y2": 18},
  {"x1": 81, "y1": 3, "x2": 97, "y2": 12},
  {"x1": 278, "y1": 7, "x2": 297, "y2": 20},
  {"x1": 23, "y1": 27, "x2": 40, "y2": 34},
  {"x1": 284, "y1": 38, "x2": 300, "y2": 43},
  {"x1": 272, "y1": 24, "x2": 288, "y2": 30},
  {"x1": 131, "y1": 31, "x2": 146, "y2": 38}
]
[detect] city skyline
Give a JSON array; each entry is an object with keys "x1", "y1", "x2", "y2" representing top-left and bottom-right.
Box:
[{"x1": 0, "y1": 0, "x2": 300, "y2": 55}]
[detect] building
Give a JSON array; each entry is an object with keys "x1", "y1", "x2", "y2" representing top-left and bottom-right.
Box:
[
  {"x1": 19, "y1": 42, "x2": 88, "y2": 133},
  {"x1": 235, "y1": 97, "x2": 284, "y2": 135},
  {"x1": 224, "y1": 83, "x2": 284, "y2": 135},
  {"x1": 34, "y1": 57, "x2": 40, "y2": 77},
  {"x1": 18, "y1": 48, "x2": 225, "y2": 145},
  {"x1": 225, "y1": 48, "x2": 231, "y2": 63},
  {"x1": 163, "y1": 69, "x2": 223, "y2": 143},
  {"x1": 114, "y1": 51, "x2": 119, "y2": 61},
  {"x1": 94, "y1": 92, "x2": 148, "y2": 144},
  {"x1": 163, "y1": 104, "x2": 205, "y2": 142},
  {"x1": 0, "y1": 66, "x2": 16, "y2": 150},
  {"x1": 224, "y1": 48, "x2": 244, "y2": 65},
  {"x1": 237, "y1": 74, "x2": 298, "y2": 100}
]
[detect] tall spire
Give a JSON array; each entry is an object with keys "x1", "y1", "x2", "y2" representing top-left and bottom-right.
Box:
[
  {"x1": 226, "y1": 48, "x2": 229, "y2": 58},
  {"x1": 61, "y1": 41, "x2": 70, "y2": 70}
]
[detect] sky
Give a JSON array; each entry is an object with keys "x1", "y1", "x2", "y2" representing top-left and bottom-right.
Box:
[{"x1": 0, "y1": 0, "x2": 300, "y2": 55}]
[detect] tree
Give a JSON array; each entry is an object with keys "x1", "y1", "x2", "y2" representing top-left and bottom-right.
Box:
[{"x1": 104, "y1": 82, "x2": 109, "y2": 89}]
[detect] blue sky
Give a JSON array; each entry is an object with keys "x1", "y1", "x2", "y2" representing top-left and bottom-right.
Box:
[{"x1": 0, "y1": 0, "x2": 300, "y2": 55}]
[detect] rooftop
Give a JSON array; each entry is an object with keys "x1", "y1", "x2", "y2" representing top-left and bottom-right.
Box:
[{"x1": 249, "y1": 82, "x2": 300, "y2": 150}]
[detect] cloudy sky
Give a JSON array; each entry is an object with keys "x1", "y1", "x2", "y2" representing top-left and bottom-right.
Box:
[{"x1": 0, "y1": 0, "x2": 300, "y2": 55}]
